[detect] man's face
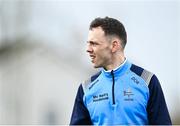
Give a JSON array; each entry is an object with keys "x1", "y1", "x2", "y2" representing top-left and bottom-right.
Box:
[{"x1": 86, "y1": 27, "x2": 112, "y2": 69}]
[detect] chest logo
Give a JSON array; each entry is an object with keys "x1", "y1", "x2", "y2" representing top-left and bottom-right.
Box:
[
  {"x1": 131, "y1": 76, "x2": 139, "y2": 84},
  {"x1": 123, "y1": 88, "x2": 134, "y2": 101},
  {"x1": 93, "y1": 93, "x2": 109, "y2": 102}
]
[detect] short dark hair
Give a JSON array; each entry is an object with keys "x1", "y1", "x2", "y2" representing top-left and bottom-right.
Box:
[{"x1": 89, "y1": 17, "x2": 127, "y2": 49}]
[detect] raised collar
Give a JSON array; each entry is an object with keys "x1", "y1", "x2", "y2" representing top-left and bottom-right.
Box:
[{"x1": 101, "y1": 59, "x2": 131, "y2": 79}]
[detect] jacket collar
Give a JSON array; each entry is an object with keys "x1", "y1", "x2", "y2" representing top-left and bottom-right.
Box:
[{"x1": 102, "y1": 59, "x2": 131, "y2": 79}]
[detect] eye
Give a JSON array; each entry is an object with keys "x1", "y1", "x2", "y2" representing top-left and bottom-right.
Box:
[{"x1": 89, "y1": 41, "x2": 98, "y2": 46}]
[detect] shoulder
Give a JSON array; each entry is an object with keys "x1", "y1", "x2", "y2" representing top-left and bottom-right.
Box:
[
  {"x1": 81, "y1": 71, "x2": 101, "y2": 92},
  {"x1": 130, "y1": 63, "x2": 154, "y2": 86},
  {"x1": 129, "y1": 63, "x2": 164, "y2": 97}
]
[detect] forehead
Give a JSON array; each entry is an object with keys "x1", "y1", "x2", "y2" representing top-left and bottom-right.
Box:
[{"x1": 88, "y1": 27, "x2": 106, "y2": 42}]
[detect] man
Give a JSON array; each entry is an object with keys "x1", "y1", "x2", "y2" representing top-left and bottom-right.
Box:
[{"x1": 70, "y1": 17, "x2": 172, "y2": 125}]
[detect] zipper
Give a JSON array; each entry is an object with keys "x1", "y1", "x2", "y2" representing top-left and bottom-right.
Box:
[{"x1": 111, "y1": 70, "x2": 115, "y2": 105}]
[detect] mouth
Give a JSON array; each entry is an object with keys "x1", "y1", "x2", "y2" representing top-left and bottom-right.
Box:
[{"x1": 89, "y1": 55, "x2": 96, "y2": 62}]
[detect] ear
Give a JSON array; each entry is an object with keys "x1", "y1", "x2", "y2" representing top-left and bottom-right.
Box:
[{"x1": 111, "y1": 39, "x2": 120, "y2": 53}]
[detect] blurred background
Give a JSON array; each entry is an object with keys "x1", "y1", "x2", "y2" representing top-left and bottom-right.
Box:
[{"x1": 0, "y1": 0, "x2": 179, "y2": 124}]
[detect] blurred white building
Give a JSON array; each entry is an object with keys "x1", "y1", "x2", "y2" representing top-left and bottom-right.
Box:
[{"x1": 0, "y1": 37, "x2": 95, "y2": 124}]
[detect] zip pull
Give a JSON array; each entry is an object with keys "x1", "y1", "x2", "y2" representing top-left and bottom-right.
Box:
[{"x1": 111, "y1": 70, "x2": 115, "y2": 105}]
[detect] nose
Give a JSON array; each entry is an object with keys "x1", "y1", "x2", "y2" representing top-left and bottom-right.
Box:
[{"x1": 86, "y1": 44, "x2": 93, "y2": 53}]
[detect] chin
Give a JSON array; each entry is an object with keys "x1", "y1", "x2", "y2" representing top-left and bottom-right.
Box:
[
  {"x1": 93, "y1": 64, "x2": 101, "y2": 68},
  {"x1": 93, "y1": 66, "x2": 99, "y2": 68}
]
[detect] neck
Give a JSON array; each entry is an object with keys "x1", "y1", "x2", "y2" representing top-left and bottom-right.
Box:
[{"x1": 104, "y1": 53, "x2": 125, "y2": 71}]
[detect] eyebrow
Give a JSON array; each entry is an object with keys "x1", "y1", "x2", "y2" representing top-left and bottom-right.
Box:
[
  {"x1": 87, "y1": 41, "x2": 98, "y2": 44},
  {"x1": 87, "y1": 41, "x2": 93, "y2": 43}
]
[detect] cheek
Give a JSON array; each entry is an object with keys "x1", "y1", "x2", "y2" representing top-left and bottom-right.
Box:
[
  {"x1": 98, "y1": 48, "x2": 111, "y2": 59},
  {"x1": 94, "y1": 45, "x2": 111, "y2": 57},
  {"x1": 103, "y1": 46, "x2": 111, "y2": 55}
]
